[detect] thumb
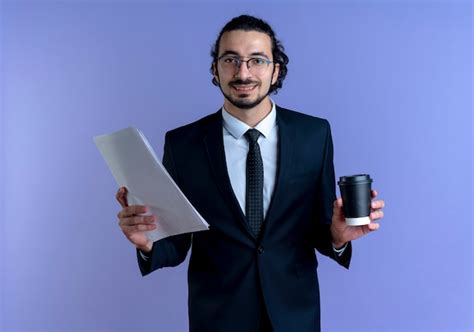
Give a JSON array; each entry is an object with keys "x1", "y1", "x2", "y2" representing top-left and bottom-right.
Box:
[
  {"x1": 333, "y1": 198, "x2": 343, "y2": 215},
  {"x1": 116, "y1": 186, "x2": 129, "y2": 208},
  {"x1": 333, "y1": 197, "x2": 343, "y2": 208}
]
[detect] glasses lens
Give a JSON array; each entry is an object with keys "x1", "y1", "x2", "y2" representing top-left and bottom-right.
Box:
[
  {"x1": 219, "y1": 56, "x2": 239, "y2": 73},
  {"x1": 248, "y1": 58, "x2": 269, "y2": 74},
  {"x1": 219, "y1": 56, "x2": 270, "y2": 74}
]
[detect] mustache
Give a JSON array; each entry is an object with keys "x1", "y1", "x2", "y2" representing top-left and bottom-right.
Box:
[{"x1": 230, "y1": 80, "x2": 258, "y2": 86}]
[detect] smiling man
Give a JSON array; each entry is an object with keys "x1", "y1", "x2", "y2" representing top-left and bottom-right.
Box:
[{"x1": 116, "y1": 15, "x2": 385, "y2": 332}]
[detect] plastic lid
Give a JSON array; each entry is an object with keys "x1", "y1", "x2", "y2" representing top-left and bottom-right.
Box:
[{"x1": 338, "y1": 174, "x2": 373, "y2": 185}]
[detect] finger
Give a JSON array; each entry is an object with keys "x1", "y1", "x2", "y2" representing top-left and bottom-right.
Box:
[
  {"x1": 371, "y1": 200, "x2": 385, "y2": 209},
  {"x1": 367, "y1": 222, "x2": 380, "y2": 231},
  {"x1": 123, "y1": 223, "x2": 157, "y2": 232},
  {"x1": 116, "y1": 187, "x2": 129, "y2": 208},
  {"x1": 119, "y1": 215, "x2": 156, "y2": 227},
  {"x1": 371, "y1": 189, "x2": 378, "y2": 198},
  {"x1": 117, "y1": 205, "x2": 148, "y2": 219},
  {"x1": 370, "y1": 210, "x2": 384, "y2": 220},
  {"x1": 333, "y1": 198, "x2": 343, "y2": 208}
]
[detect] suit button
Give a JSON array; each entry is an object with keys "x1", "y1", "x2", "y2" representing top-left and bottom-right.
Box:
[{"x1": 257, "y1": 246, "x2": 264, "y2": 254}]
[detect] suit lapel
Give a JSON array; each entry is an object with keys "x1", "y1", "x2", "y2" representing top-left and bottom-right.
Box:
[
  {"x1": 203, "y1": 110, "x2": 255, "y2": 240},
  {"x1": 263, "y1": 107, "x2": 295, "y2": 232}
]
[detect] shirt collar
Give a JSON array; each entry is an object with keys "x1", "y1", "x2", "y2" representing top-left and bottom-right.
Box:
[{"x1": 221, "y1": 100, "x2": 277, "y2": 139}]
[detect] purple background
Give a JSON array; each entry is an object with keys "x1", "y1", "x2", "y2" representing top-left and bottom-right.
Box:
[{"x1": 1, "y1": 1, "x2": 472, "y2": 331}]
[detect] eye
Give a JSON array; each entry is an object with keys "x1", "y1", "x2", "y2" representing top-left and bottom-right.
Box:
[
  {"x1": 223, "y1": 57, "x2": 239, "y2": 64},
  {"x1": 250, "y1": 58, "x2": 266, "y2": 66}
]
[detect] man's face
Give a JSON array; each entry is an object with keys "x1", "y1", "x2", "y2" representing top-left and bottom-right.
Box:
[{"x1": 213, "y1": 30, "x2": 280, "y2": 110}]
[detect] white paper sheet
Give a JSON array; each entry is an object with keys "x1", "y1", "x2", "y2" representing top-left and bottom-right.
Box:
[{"x1": 94, "y1": 127, "x2": 209, "y2": 242}]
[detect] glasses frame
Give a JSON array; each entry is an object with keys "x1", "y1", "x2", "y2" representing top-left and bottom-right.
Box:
[{"x1": 217, "y1": 55, "x2": 274, "y2": 73}]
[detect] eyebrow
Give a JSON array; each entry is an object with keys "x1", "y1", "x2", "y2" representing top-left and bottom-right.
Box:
[{"x1": 219, "y1": 50, "x2": 270, "y2": 59}]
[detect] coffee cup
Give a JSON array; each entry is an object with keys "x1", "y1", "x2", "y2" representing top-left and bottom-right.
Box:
[{"x1": 337, "y1": 174, "x2": 373, "y2": 226}]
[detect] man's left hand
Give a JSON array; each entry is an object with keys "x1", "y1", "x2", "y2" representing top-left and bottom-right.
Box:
[{"x1": 330, "y1": 189, "x2": 385, "y2": 248}]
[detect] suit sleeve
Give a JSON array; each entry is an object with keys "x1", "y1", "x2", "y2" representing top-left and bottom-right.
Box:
[
  {"x1": 313, "y1": 120, "x2": 351, "y2": 269},
  {"x1": 137, "y1": 132, "x2": 192, "y2": 277}
]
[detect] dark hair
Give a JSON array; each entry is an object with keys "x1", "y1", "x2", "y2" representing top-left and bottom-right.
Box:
[{"x1": 210, "y1": 15, "x2": 289, "y2": 94}]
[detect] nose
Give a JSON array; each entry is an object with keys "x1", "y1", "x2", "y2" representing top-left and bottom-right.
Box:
[{"x1": 234, "y1": 60, "x2": 252, "y2": 80}]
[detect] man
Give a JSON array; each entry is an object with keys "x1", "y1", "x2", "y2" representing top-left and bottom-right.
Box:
[{"x1": 116, "y1": 15, "x2": 385, "y2": 332}]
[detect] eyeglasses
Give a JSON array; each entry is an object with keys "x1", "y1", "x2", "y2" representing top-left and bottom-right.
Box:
[{"x1": 218, "y1": 55, "x2": 273, "y2": 74}]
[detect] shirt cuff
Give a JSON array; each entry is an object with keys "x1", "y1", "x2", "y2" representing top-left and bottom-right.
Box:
[
  {"x1": 139, "y1": 250, "x2": 150, "y2": 261},
  {"x1": 332, "y1": 242, "x2": 348, "y2": 257}
]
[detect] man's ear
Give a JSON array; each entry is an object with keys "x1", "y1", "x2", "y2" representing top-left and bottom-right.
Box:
[
  {"x1": 212, "y1": 62, "x2": 220, "y2": 83},
  {"x1": 271, "y1": 63, "x2": 280, "y2": 85}
]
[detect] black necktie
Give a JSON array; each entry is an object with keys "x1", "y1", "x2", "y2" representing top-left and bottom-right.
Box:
[{"x1": 244, "y1": 129, "x2": 264, "y2": 238}]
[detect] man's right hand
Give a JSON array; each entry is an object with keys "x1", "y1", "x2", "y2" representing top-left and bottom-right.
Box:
[{"x1": 116, "y1": 186, "x2": 156, "y2": 253}]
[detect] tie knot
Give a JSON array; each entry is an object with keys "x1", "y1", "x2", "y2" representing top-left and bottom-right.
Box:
[{"x1": 244, "y1": 129, "x2": 261, "y2": 144}]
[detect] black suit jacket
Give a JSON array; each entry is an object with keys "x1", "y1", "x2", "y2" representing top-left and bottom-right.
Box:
[{"x1": 137, "y1": 105, "x2": 351, "y2": 332}]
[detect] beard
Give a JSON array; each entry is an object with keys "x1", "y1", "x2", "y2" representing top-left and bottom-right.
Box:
[{"x1": 219, "y1": 79, "x2": 270, "y2": 110}]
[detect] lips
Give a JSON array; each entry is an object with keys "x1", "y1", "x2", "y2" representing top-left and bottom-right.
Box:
[{"x1": 232, "y1": 84, "x2": 257, "y2": 92}]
